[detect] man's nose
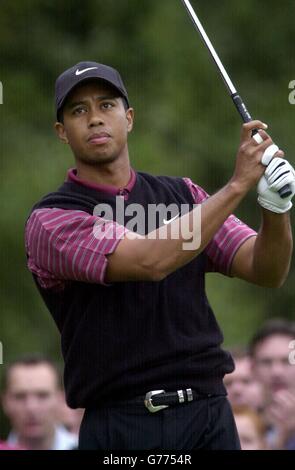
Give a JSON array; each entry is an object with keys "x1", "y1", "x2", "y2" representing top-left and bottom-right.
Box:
[
  {"x1": 88, "y1": 109, "x2": 104, "y2": 127},
  {"x1": 24, "y1": 396, "x2": 40, "y2": 411},
  {"x1": 270, "y1": 362, "x2": 286, "y2": 377}
]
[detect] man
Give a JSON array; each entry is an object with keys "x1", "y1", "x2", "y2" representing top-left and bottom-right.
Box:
[
  {"x1": 58, "y1": 392, "x2": 84, "y2": 436},
  {"x1": 249, "y1": 319, "x2": 295, "y2": 449},
  {"x1": 1, "y1": 356, "x2": 78, "y2": 450},
  {"x1": 25, "y1": 61, "x2": 294, "y2": 450},
  {"x1": 224, "y1": 349, "x2": 264, "y2": 412}
]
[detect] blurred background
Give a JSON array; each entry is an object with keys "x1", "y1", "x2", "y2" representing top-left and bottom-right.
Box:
[{"x1": 0, "y1": 0, "x2": 294, "y2": 440}]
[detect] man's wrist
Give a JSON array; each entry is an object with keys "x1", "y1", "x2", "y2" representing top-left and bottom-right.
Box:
[{"x1": 226, "y1": 179, "x2": 249, "y2": 199}]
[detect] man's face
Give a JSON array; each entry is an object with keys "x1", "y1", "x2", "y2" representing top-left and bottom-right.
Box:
[
  {"x1": 224, "y1": 357, "x2": 264, "y2": 410},
  {"x1": 2, "y1": 364, "x2": 60, "y2": 441},
  {"x1": 252, "y1": 334, "x2": 295, "y2": 394},
  {"x1": 55, "y1": 81, "x2": 134, "y2": 165}
]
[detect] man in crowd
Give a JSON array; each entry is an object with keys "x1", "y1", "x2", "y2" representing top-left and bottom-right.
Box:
[
  {"x1": 1, "y1": 355, "x2": 77, "y2": 450},
  {"x1": 250, "y1": 319, "x2": 295, "y2": 450},
  {"x1": 58, "y1": 392, "x2": 84, "y2": 437},
  {"x1": 224, "y1": 348, "x2": 264, "y2": 412}
]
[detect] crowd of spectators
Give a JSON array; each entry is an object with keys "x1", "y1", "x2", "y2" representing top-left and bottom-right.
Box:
[{"x1": 0, "y1": 318, "x2": 294, "y2": 450}]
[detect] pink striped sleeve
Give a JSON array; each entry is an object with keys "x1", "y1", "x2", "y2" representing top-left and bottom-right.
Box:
[
  {"x1": 183, "y1": 177, "x2": 257, "y2": 276},
  {"x1": 25, "y1": 208, "x2": 129, "y2": 289}
]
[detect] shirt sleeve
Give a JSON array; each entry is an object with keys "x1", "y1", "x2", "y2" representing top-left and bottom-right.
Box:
[
  {"x1": 183, "y1": 177, "x2": 257, "y2": 276},
  {"x1": 25, "y1": 208, "x2": 129, "y2": 289}
]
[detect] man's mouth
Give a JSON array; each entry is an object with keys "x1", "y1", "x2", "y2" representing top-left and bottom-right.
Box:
[
  {"x1": 24, "y1": 420, "x2": 42, "y2": 428},
  {"x1": 87, "y1": 132, "x2": 111, "y2": 145}
]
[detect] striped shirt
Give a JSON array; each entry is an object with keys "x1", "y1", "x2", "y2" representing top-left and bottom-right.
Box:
[
  {"x1": 183, "y1": 178, "x2": 257, "y2": 274},
  {"x1": 25, "y1": 169, "x2": 257, "y2": 289}
]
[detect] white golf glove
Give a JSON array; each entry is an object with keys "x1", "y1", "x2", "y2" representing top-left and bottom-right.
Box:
[{"x1": 257, "y1": 157, "x2": 295, "y2": 213}]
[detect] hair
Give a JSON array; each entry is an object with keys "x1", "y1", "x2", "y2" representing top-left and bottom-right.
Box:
[
  {"x1": 249, "y1": 318, "x2": 295, "y2": 357},
  {"x1": 1, "y1": 354, "x2": 62, "y2": 392}
]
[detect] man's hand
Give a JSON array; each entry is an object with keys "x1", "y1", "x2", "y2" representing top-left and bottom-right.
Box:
[
  {"x1": 265, "y1": 390, "x2": 295, "y2": 449},
  {"x1": 231, "y1": 120, "x2": 284, "y2": 194},
  {"x1": 258, "y1": 157, "x2": 295, "y2": 213}
]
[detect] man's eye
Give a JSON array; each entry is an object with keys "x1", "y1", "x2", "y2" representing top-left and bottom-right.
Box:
[
  {"x1": 13, "y1": 393, "x2": 26, "y2": 401},
  {"x1": 102, "y1": 102, "x2": 114, "y2": 109},
  {"x1": 73, "y1": 107, "x2": 86, "y2": 115},
  {"x1": 37, "y1": 392, "x2": 50, "y2": 400},
  {"x1": 259, "y1": 359, "x2": 272, "y2": 367}
]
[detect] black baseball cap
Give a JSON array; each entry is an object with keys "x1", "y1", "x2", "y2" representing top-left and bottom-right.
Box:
[{"x1": 55, "y1": 61, "x2": 130, "y2": 120}]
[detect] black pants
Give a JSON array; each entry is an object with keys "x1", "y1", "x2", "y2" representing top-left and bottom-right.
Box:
[{"x1": 79, "y1": 395, "x2": 241, "y2": 450}]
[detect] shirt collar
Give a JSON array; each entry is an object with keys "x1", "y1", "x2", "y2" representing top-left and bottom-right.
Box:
[{"x1": 67, "y1": 167, "x2": 137, "y2": 196}]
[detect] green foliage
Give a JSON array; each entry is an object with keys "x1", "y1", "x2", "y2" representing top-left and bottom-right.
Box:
[{"x1": 0, "y1": 0, "x2": 294, "y2": 435}]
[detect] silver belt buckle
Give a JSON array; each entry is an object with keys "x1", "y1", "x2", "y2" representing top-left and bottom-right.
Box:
[{"x1": 144, "y1": 390, "x2": 169, "y2": 413}]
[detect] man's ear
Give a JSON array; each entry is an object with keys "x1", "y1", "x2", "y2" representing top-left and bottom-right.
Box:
[
  {"x1": 126, "y1": 108, "x2": 134, "y2": 133},
  {"x1": 54, "y1": 122, "x2": 69, "y2": 144}
]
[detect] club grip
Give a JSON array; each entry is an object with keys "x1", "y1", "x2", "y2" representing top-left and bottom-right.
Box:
[
  {"x1": 231, "y1": 93, "x2": 252, "y2": 123},
  {"x1": 231, "y1": 93, "x2": 291, "y2": 199}
]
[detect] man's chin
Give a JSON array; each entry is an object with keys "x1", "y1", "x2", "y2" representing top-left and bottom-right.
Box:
[
  {"x1": 80, "y1": 154, "x2": 118, "y2": 166},
  {"x1": 23, "y1": 423, "x2": 44, "y2": 438}
]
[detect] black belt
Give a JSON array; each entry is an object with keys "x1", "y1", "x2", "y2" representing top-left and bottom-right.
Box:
[
  {"x1": 144, "y1": 389, "x2": 210, "y2": 413},
  {"x1": 111, "y1": 388, "x2": 210, "y2": 413}
]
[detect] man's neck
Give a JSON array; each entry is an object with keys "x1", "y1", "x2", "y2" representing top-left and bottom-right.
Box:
[
  {"x1": 15, "y1": 429, "x2": 55, "y2": 451},
  {"x1": 76, "y1": 155, "x2": 132, "y2": 189}
]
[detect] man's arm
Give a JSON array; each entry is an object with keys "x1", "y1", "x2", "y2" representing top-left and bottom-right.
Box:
[
  {"x1": 106, "y1": 180, "x2": 248, "y2": 282},
  {"x1": 230, "y1": 210, "x2": 293, "y2": 287},
  {"x1": 107, "y1": 121, "x2": 279, "y2": 282},
  {"x1": 26, "y1": 121, "x2": 291, "y2": 287}
]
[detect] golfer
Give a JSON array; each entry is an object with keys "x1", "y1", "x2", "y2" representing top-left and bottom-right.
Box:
[{"x1": 25, "y1": 62, "x2": 294, "y2": 450}]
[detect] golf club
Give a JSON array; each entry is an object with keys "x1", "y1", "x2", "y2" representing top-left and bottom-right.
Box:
[{"x1": 180, "y1": 0, "x2": 291, "y2": 198}]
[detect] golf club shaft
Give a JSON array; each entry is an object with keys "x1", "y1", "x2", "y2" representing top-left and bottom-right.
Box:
[{"x1": 180, "y1": 0, "x2": 291, "y2": 198}]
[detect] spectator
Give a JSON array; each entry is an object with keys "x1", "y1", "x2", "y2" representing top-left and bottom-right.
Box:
[
  {"x1": 58, "y1": 392, "x2": 84, "y2": 436},
  {"x1": 224, "y1": 349, "x2": 264, "y2": 412},
  {"x1": 1, "y1": 355, "x2": 78, "y2": 450},
  {"x1": 249, "y1": 319, "x2": 295, "y2": 449},
  {"x1": 233, "y1": 406, "x2": 267, "y2": 450}
]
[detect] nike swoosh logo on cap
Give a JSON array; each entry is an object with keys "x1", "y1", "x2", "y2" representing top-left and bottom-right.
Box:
[
  {"x1": 75, "y1": 67, "x2": 98, "y2": 76},
  {"x1": 163, "y1": 214, "x2": 179, "y2": 225}
]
